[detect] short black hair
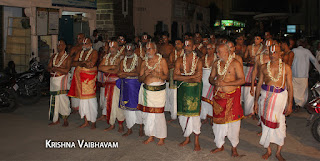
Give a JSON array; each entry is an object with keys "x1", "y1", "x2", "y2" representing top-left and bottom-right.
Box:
[
  {"x1": 254, "y1": 33, "x2": 264, "y2": 39},
  {"x1": 162, "y1": 31, "x2": 169, "y2": 37},
  {"x1": 280, "y1": 38, "x2": 290, "y2": 46}
]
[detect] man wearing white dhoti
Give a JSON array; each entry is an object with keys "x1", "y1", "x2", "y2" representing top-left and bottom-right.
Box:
[
  {"x1": 138, "y1": 42, "x2": 168, "y2": 145},
  {"x1": 117, "y1": 43, "x2": 144, "y2": 137},
  {"x1": 98, "y1": 41, "x2": 125, "y2": 132},
  {"x1": 291, "y1": 39, "x2": 320, "y2": 110},
  {"x1": 200, "y1": 43, "x2": 217, "y2": 124},
  {"x1": 254, "y1": 44, "x2": 293, "y2": 161},
  {"x1": 47, "y1": 40, "x2": 72, "y2": 126},
  {"x1": 68, "y1": 38, "x2": 99, "y2": 129},
  {"x1": 209, "y1": 44, "x2": 245, "y2": 157},
  {"x1": 174, "y1": 39, "x2": 203, "y2": 151}
]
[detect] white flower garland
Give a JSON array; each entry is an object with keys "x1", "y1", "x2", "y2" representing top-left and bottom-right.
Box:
[
  {"x1": 139, "y1": 43, "x2": 146, "y2": 60},
  {"x1": 183, "y1": 51, "x2": 198, "y2": 76},
  {"x1": 145, "y1": 53, "x2": 162, "y2": 70},
  {"x1": 104, "y1": 51, "x2": 121, "y2": 65},
  {"x1": 123, "y1": 54, "x2": 138, "y2": 72},
  {"x1": 205, "y1": 54, "x2": 211, "y2": 69},
  {"x1": 198, "y1": 43, "x2": 203, "y2": 49},
  {"x1": 53, "y1": 51, "x2": 68, "y2": 67},
  {"x1": 217, "y1": 54, "x2": 233, "y2": 76},
  {"x1": 252, "y1": 43, "x2": 263, "y2": 56},
  {"x1": 267, "y1": 59, "x2": 283, "y2": 82},
  {"x1": 175, "y1": 49, "x2": 184, "y2": 61},
  {"x1": 119, "y1": 46, "x2": 125, "y2": 54},
  {"x1": 79, "y1": 48, "x2": 93, "y2": 61}
]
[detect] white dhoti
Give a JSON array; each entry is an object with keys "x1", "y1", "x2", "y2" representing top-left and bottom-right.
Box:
[
  {"x1": 49, "y1": 75, "x2": 71, "y2": 122},
  {"x1": 243, "y1": 86, "x2": 255, "y2": 116},
  {"x1": 200, "y1": 68, "x2": 214, "y2": 119},
  {"x1": 179, "y1": 116, "x2": 201, "y2": 137},
  {"x1": 124, "y1": 110, "x2": 143, "y2": 129},
  {"x1": 138, "y1": 82, "x2": 167, "y2": 139},
  {"x1": 108, "y1": 86, "x2": 125, "y2": 125},
  {"x1": 259, "y1": 85, "x2": 287, "y2": 148},
  {"x1": 79, "y1": 98, "x2": 98, "y2": 122},
  {"x1": 165, "y1": 82, "x2": 177, "y2": 120},
  {"x1": 292, "y1": 77, "x2": 308, "y2": 107},
  {"x1": 212, "y1": 120, "x2": 241, "y2": 148}
]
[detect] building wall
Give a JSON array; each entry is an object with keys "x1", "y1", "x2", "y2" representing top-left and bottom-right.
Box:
[
  {"x1": 133, "y1": 0, "x2": 172, "y2": 36},
  {"x1": 172, "y1": 0, "x2": 210, "y2": 38},
  {"x1": 96, "y1": 0, "x2": 134, "y2": 39}
]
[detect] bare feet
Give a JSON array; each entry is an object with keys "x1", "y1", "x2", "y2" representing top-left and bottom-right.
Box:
[
  {"x1": 143, "y1": 136, "x2": 154, "y2": 144},
  {"x1": 62, "y1": 120, "x2": 69, "y2": 127},
  {"x1": 262, "y1": 151, "x2": 272, "y2": 160},
  {"x1": 276, "y1": 153, "x2": 286, "y2": 161},
  {"x1": 157, "y1": 138, "x2": 165, "y2": 146},
  {"x1": 167, "y1": 119, "x2": 175, "y2": 123},
  {"x1": 211, "y1": 146, "x2": 224, "y2": 154},
  {"x1": 257, "y1": 131, "x2": 262, "y2": 136},
  {"x1": 139, "y1": 125, "x2": 145, "y2": 137},
  {"x1": 194, "y1": 134, "x2": 201, "y2": 151},
  {"x1": 118, "y1": 124, "x2": 124, "y2": 133},
  {"x1": 97, "y1": 115, "x2": 106, "y2": 121},
  {"x1": 232, "y1": 147, "x2": 242, "y2": 157},
  {"x1": 104, "y1": 125, "x2": 115, "y2": 131},
  {"x1": 90, "y1": 122, "x2": 96, "y2": 129},
  {"x1": 179, "y1": 137, "x2": 191, "y2": 147},
  {"x1": 48, "y1": 120, "x2": 60, "y2": 126},
  {"x1": 122, "y1": 129, "x2": 133, "y2": 137},
  {"x1": 79, "y1": 122, "x2": 89, "y2": 128}
]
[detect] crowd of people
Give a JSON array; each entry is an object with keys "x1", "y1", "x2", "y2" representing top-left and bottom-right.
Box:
[{"x1": 47, "y1": 30, "x2": 320, "y2": 161}]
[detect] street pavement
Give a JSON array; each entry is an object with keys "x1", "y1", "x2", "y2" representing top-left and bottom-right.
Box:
[{"x1": 0, "y1": 97, "x2": 319, "y2": 161}]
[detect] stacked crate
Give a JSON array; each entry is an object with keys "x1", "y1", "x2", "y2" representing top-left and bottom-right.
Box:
[{"x1": 5, "y1": 17, "x2": 31, "y2": 73}]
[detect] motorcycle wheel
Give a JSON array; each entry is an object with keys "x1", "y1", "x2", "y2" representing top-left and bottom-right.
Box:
[
  {"x1": 311, "y1": 118, "x2": 320, "y2": 142},
  {"x1": 0, "y1": 90, "x2": 16, "y2": 113},
  {"x1": 17, "y1": 85, "x2": 41, "y2": 105}
]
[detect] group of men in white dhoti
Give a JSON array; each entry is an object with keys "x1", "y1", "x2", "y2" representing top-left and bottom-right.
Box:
[{"x1": 46, "y1": 31, "x2": 297, "y2": 161}]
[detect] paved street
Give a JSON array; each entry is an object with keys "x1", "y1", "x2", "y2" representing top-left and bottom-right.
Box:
[{"x1": 0, "y1": 97, "x2": 319, "y2": 161}]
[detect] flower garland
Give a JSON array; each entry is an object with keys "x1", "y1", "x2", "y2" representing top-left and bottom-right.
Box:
[
  {"x1": 198, "y1": 43, "x2": 203, "y2": 49},
  {"x1": 53, "y1": 51, "x2": 68, "y2": 67},
  {"x1": 205, "y1": 54, "x2": 211, "y2": 69},
  {"x1": 217, "y1": 54, "x2": 233, "y2": 76},
  {"x1": 123, "y1": 54, "x2": 138, "y2": 72},
  {"x1": 183, "y1": 51, "x2": 198, "y2": 76},
  {"x1": 252, "y1": 43, "x2": 263, "y2": 56},
  {"x1": 267, "y1": 59, "x2": 283, "y2": 82},
  {"x1": 104, "y1": 51, "x2": 121, "y2": 65},
  {"x1": 145, "y1": 53, "x2": 162, "y2": 70},
  {"x1": 119, "y1": 46, "x2": 125, "y2": 54},
  {"x1": 139, "y1": 43, "x2": 146, "y2": 60},
  {"x1": 79, "y1": 48, "x2": 93, "y2": 61},
  {"x1": 175, "y1": 49, "x2": 184, "y2": 61}
]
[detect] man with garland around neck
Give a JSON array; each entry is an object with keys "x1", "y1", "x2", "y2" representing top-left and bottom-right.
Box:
[
  {"x1": 68, "y1": 33, "x2": 85, "y2": 114},
  {"x1": 200, "y1": 43, "x2": 217, "y2": 125},
  {"x1": 138, "y1": 42, "x2": 169, "y2": 145},
  {"x1": 248, "y1": 39, "x2": 273, "y2": 118},
  {"x1": 117, "y1": 43, "x2": 144, "y2": 137},
  {"x1": 174, "y1": 39, "x2": 203, "y2": 151},
  {"x1": 242, "y1": 34, "x2": 265, "y2": 116},
  {"x1": 209, "y1": 44, "x2": 245, "y2": 157},
  {"x1": 47, "y1": 40, "x2": 72, "y2": 127},
  {"x1": 68, "y1": 38, "x2": 98, "y2": 129},
  {"x1": 253, "y1": 44, "x2": 293, "y2": 161},
  {"x1": 98, "y1": 41, "x2": 125, "y2": 133},
  {"x1": 165, "y1": 38, "x2": 184, "y2": 123}
]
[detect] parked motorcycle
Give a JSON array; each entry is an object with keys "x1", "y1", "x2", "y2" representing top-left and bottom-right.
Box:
[
  {"x1": 14, "y1": 55, "x2": 49, "y2": 105},
  {"x1": 306, "y1": 81, "x2": 320, "y2": 142}
]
